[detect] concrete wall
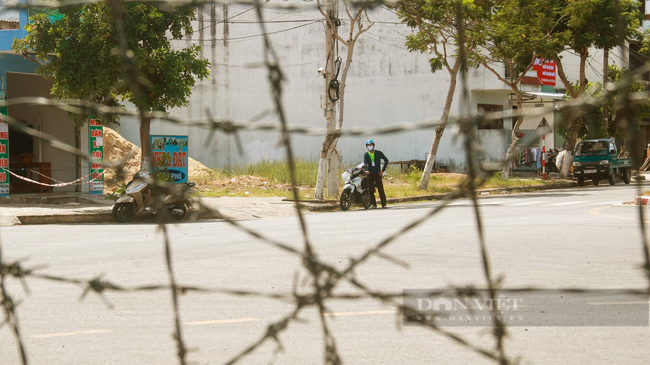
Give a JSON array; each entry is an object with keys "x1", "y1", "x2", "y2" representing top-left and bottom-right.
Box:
[
  {"x1": 111, "y1": 2, "x2": 626, "y2": 173},
  {"x1": 7, "y1": 72, "x2": 77, "y2": 192},
  {"x1": 0, "y1": 0, "x2": 27, "y2": 51}
]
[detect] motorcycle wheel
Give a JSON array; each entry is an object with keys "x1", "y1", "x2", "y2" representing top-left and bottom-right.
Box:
[
  {"x1": 340, "y1": 189, "x2": 352, "y2": 211},
  {"x1": 362, "y1": 192, "x2": 371, "y2": 210},
  {"x1": 112, "y1": 203, "x2": 134, "y2": 223},
  {"x1": 168, "y1": 204, "x2": 187, "y2": 221}
]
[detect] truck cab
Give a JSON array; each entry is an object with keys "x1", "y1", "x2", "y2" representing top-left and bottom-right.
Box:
[{"x1": 572, "y1": 139, "x2": 632, "y2": 186}]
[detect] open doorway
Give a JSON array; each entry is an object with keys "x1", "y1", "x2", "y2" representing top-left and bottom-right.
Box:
[{"x1": 7, "y1": 72, "x2": 77, "y2": 194}]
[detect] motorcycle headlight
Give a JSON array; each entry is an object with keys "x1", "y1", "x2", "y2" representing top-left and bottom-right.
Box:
[
  {"x1": 573, "y1": 162, "x2": 581, "y2": 167},
  {"x1": 599, "y1": 160, "x2": 609, "y2": 165}
]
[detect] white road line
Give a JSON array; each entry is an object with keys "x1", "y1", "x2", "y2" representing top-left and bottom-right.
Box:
[
  {"x1": 31, "y1": 329, "x2": 111, "y2": 339},
  {"x1": 547, "y1": 201, "x2": 589, "y2": 206},
  {"x1": 448, "y1": 202, "x2": 469, "y2": 206},
  {"x1": 587, "y1": 302, "x2": 650, "y2": 306},
  {"x1": 185, "y1": 318, "x2": 260, "y2": 326},
  {"x1": 324, "y1": 310, "x2": 398, "y2": 317},
  {"x1": 479, "y1": 201, "x2": 505, "y2": 205},
  {"x1": 509, "y1": 201, "x2": 549, "y2": 206},
  {"x1": 590, "y1": 201, "x2": 623, "y2": 205}
]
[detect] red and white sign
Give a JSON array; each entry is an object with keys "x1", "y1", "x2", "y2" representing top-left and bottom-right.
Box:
[{"x1": 533, "y1": 58, "x2": 556, "y2": 86}]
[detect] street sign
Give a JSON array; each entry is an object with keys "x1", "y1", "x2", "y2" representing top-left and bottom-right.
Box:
[
  {"x1": 89, "y1": 118, "x2": 104, "y2": 194},
  {"x1": 535, "y1": 117, "x2": 553, "y2": 134},
  {"x1": 150, "y1": 135, "x2": 188, "y2": 183}
]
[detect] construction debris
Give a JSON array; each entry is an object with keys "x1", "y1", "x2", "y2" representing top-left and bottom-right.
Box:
[{"x1": 102, "y1": 126, "x2": 212, "y2": 190}]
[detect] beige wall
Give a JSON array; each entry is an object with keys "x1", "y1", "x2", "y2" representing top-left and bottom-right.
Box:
[{"x1": 7, "y1": 72, "x2": 77, "y2": 192}]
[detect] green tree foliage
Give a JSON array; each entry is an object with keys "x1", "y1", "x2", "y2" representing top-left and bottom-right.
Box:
[
  {"x1": 558, "y1": 65, "x2": 650, "y2": 141},
  {"x1": 538, "y1": 0, "x2": 640, "y2": 165},
  {"x1": 392, "y1": 0, "x2": 490, "y2": 188},
  {"x1": 13, "y1": 2, "x2": 210, "y2": 168}
]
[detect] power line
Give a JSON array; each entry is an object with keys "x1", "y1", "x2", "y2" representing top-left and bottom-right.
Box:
[{"x1": 186, "y1": 20, "x2": 322, "y2": 42}]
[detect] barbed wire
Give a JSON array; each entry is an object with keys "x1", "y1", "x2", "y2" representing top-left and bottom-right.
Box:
[{"x1": 0, "y1": 0, "x2": 649, "y2": 364}]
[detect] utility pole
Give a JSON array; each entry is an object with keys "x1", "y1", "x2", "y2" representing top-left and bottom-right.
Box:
[
  {"x1": 603, "y1": 49, "x2": 609, "y2": 132},
  {"x1": 325, "y1": 0, "x2": 340, "y2": 198}
]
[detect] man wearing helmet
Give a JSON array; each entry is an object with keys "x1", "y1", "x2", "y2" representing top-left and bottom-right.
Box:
[{"x1": 363, "y1": 140, "x2": 389, "y2": 209}]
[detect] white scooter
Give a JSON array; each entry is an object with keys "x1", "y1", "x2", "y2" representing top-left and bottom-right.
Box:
[{"x1": 340, "y1": 164, "x2": 371, "y2": 211}]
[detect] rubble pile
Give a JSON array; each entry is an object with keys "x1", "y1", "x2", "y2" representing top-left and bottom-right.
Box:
[{"x1": 102, "y1": 126, "x2": 212, "y2": 190}]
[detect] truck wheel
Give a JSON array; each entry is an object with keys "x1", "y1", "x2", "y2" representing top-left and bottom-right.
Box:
[
  {"x1": 623, "y1": 168, "x2": 631, "y2": 184},
  {"x1": 577, "y1": 177, "x2": 584, "y2": 186},
  {"x1": 608, "y1": 172, "x2": 616, "y2": 185},
  {"x1": 593, "y1": 179, "x2": 599, "y2": 186}
]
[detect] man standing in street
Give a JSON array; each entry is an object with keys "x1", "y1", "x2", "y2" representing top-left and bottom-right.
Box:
[{"x1": 363, "y1": 140, "x2": 389, "y2": 209}]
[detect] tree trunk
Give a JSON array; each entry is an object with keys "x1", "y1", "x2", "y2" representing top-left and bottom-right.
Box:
[
  {"x1": 554, "y1": 51, "x2": 588, "y2": 179},
  {"x1": 503, "y1": 98, "x2": 524, "y2": 180},
  {"x1": 139, "y1": 116, "x2": 152, "y2": 171},
  {"x1": 315, "y1": 134, "x2": 337, "y2": 200},
  {"x1": 560, "y1": 116, "x2": 580, "y2": 178},
  {"x1": 419, "y1": 61, "x2": 460, "y2": 190},
  {"x1": 419, "y1": 127, "x2": 444, "y2": 189},
  {"x1": 315, "y1": 156, "x2": 327, "y2": 200},
  {"x1": 326, "y1": 140, "x2": 339, "y2": 197}
]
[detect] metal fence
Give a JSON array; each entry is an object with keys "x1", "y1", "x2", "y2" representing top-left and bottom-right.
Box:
[{"x1": 1, "y1": 1, "x2": 649, "y2": 364}]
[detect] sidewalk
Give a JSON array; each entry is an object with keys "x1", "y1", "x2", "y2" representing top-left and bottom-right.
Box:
[
  {"x1": 0, "y1": 180, "x2": 587, "y2": 226},
  {"x1": 0, "y1": 194, "x2": 313, "y2": 226}
]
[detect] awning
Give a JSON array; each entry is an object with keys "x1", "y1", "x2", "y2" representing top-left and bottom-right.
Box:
[{"x1": 524, "y1": 91, "x2": 567, "y2": 100}]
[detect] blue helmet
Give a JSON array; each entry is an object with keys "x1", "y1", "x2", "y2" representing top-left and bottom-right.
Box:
[{"x1": 365, "y1": 139, "x2": 375, "y2": 145}]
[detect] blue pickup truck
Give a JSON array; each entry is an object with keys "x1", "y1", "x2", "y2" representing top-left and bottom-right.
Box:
[{"x1": 572, "y1": 139, "x2": 632, "y2": 186}]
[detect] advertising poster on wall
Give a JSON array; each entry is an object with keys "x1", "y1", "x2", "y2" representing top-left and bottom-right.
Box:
[
  {"x1": 89, "y1": 118, "x2": 104, "y2": 194},
  {"x1": 150, "y1": 135, "x2": 188, "y2": 183},
  {"x1": 532, "y1": 58, "x2": 557, "y2": 86},
  {"x1": 0, "y1": 88, "x2": 9, "y2": 197}
]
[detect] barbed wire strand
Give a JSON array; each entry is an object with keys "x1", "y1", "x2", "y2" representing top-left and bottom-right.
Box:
[{"x1": 1, "y1": 1, "x2": 650, "y2": 364}]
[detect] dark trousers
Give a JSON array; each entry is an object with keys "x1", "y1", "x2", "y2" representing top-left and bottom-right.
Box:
[{"x1": 368, "y1": 173, "x2": 387, "y2": 207}]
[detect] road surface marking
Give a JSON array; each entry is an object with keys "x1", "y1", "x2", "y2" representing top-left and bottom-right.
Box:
[
  {"x1": 589, "y1": 206, "x2": 650, "y2": 223},
  {"x1": 448, "y1": 202, "x2": 469, "y2": 206},
  {"x1": 591, "y1": 201, "x2": 623, "y2": 205},
  {"x1": 479, "y1": 201, "x2": 504, "y2": 205},
  {"x1": 509, "y1": 201, "x2": 548, "y2": 206},
  {"x1": 324, "y1": 310, "x2": 397, "y2": 317},
  {"x1": 587, "y1": 302, "x2": 650, "y2": 305},
  {"x1": 31, "y1": 329, "x2": 111, "y2": 339},
  {"x1": 547, "y1": 201, "x2": 589, "y2": 206},
  {"x1": 185, "y1": 318, "x2": 260, "y2": 326}
]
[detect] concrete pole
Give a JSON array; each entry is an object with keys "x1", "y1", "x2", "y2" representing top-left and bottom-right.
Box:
[
  {"x1": 325, "y1": 0, "x2": 339, "y2": 198},
  {"x1": 603, "y1": 49, "x2": 609, "y2": 132}
]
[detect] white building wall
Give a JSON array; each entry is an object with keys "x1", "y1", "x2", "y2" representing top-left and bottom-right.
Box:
[{"x1": 115, "y1": 2, "x2": 620, "y2": 172}]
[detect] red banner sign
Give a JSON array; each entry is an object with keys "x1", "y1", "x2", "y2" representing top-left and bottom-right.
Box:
[{"x1": 533, "y1": 58, "x2": 556, "y2": 86}]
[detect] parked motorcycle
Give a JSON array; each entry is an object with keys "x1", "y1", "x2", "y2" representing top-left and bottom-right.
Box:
[
  {"x1": 546, "y1": 148, "x2": 559, "y2": 173},
  {"x1": 112, "y1": 171, "x2": 195, "y2": 223},
  {"x1": 340, "y1": 164, "x2": 371, "y2": 211}
]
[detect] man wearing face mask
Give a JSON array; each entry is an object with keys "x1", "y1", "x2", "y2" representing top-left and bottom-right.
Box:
[{"x1": 363, "y1": 140, "x2": 389, "y2": 209}]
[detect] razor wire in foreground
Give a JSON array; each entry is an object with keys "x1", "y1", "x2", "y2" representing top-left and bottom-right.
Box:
[{"x1": 1, "y1": 0, "x2": 650, "y2": 364}]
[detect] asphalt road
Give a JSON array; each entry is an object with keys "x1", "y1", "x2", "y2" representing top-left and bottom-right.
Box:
[{"x1": 1, "y1": 182, "x2": 649, "y2": 364}]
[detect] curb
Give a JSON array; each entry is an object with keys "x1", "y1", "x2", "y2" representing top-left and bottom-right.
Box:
[
  {"x1": 299, "y1": 181, "x2": 578, "y2": 212},
  {"x1": 9, "y1": 208, "x2": 223, "y2": 226},
  {"x1": 634, "y1": 196, "x2": 650, "y2": 206}
]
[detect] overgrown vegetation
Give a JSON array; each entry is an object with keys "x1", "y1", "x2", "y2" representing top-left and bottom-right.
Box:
[{"x1": 192, "y1": 161, "x2": 546, "y2": 199}]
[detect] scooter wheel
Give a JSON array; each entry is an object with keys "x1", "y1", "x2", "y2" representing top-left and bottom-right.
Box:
[
  {"x1": 168, "y1": 204, "x2": 187, "y2": 221},
  {"x1": 362, "y1": 193, "x2": 371, "y2": 210},
  {"x1": 112, "y1": 203, "x2": 134, "y2": 223},
  {"x1": 340, "y1": 190, "x2": 352, "y2": 211}
]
